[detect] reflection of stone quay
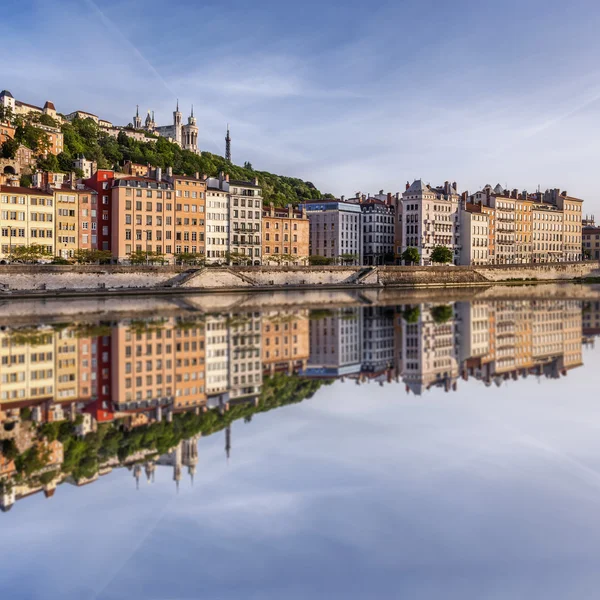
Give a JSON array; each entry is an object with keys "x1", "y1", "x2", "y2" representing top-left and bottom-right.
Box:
[{"x1": 0, "y1": 299, "x2": 590, "y2": 512}]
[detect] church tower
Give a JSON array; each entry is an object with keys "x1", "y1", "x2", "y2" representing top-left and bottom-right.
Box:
[
  {"x1": 225, "y1": 124, "x2": 231, "y2": 162},
  {"x1": 181, "y1": 105, "x2": 199, "y2": 153},
  {"x1": 133, "y1": 105, "x2": 142, "y2": 129},
  {"x1": 173, "y1": 99, "x2": 182, "y2": 145},
  {"x1": 144, "y1": 110, "x2": 154, "y2": 132}
]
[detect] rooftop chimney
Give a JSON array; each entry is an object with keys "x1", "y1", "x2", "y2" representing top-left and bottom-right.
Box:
[
  {"x1": 194, "y1": 172, "x2": 200, "y2": 180},
  {"x1": 156, "y1": 167, "x2": 162, "y2": 183},
  {"x1": 340, "y1": 195, "x2": 345, "y2": 202},
  {"x1": 225, "y1": 173, "x2": 230, "y2": 182},
  {"x1": 253, "y1": 177, "x2": 259, "y2": 186}
]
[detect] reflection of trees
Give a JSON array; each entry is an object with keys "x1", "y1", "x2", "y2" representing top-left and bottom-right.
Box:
[
  {"x1": 402, "y1": 305, "x2": 421, "y2": 323},
  {"x1": 431, "y1": 305, "x2": 453, "y2": 324},
  {"x1": 5, "y1": 374, "x2": 330, "y2": 489}
]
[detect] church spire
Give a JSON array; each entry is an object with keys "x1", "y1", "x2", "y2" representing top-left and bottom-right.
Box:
[
  {"x1": 225, "y1": 124, "x2": 231, "y2": 163},
  {"x1": 136, "y1": 104, "x2": 139, "y2": 117},
  {"x1": 176, "y1": 98, "x2": 179, "y2": 112}
]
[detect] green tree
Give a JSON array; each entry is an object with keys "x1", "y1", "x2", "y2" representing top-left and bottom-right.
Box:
[
  {"x1": 38, "y1": 114, "x2": 58, "y2": 127},
  {"x1": 431, "y1": 304, "x2": 453, "y2": 323},
  {"x1": 243, "y1": 161, "x2": 253, "y2": 170},
  {"x1": 309, "y1": 255, "x2": 335, "y2": 265},
  {"x1": 1, "y1": 138, "x2": 19, "y2": 159},
  {"x1": 402, "y1": 305, "x2": 421, "y2": 323},
  {"x1": 74, "y1": 249, "x2": 112, "y2": 264},
  {"x1": 1, "y1": 439, "x2": 18, "y2": 460},
  {"x1": 174, "y1": 252, "x2": 205, "y2": 266},
  {"x1": 225, "y1": 251, "x2": 251, "y2": 265},
  {"x1": 401, "y1": 247, "x2": 420, "y2": 265},
  {"x1": 0, "y1": 105, "x2": 14, "y2": 123},
  {"x1": 430, "y1": 245, "x2": 453, "y2": 264},
  {"x1": 37, "y1": 153, "x2": 60, "y2": 172},
  {"x1": 8, "y1": 244, "x2": 52, "y2": 263},
  {"x1": 19, "y1": 173, "x2": 32, "y2": 187}
]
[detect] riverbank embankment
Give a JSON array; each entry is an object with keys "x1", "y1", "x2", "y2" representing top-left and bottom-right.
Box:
[{"x1": 0, "y1": 262, "x2": 597, "y2": 298}]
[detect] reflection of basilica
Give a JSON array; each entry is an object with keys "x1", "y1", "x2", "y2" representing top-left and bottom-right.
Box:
[{"x1": 0, "y1": 299, "x2": 588, "y2": 511}]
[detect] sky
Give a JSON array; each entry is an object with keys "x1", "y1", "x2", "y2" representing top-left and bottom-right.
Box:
[
  {"x1": 2, "y1": 0, "x2": 600, "y2": 209},
  {"x1": 3, "y1": 341, "x2": 600, "y2": 599}
]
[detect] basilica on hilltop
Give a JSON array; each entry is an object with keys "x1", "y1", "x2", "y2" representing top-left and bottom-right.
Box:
[{"x1": 133, "y1": 100, "x2": 199, "y2": 154}]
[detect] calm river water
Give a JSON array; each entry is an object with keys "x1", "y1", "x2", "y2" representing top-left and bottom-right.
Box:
[{"x1": 1, "y1": 296, "x2": 600, "y2": 599}]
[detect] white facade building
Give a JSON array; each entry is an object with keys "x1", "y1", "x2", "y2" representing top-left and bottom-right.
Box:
[
  {"x1": 205, "y1": 176, "x2": 230, "y2": 264},
  {"x1": 401, "y1": 180, "x2": 461, "y2": 265}
]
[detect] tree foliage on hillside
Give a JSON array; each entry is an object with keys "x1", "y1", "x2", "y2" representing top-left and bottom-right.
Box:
[{"x1": 56, "y1": 117, "x2": 327, "y2": 207}]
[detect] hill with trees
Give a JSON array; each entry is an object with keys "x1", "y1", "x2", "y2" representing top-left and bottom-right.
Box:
[{"x1": 0, "y1": 109, "x2": 332, "y2": 207}]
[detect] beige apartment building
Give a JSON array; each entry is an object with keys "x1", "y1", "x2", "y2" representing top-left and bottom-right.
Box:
[
  {"x1": 460, "y1": 204, "x2": 489, "y2": 265},
  {"x1": 532, "y1": 202, "x2": 563, "y2": 262},
  {"x1": 514, "y1": 195, "x2": 534, "y2": 263},
  {"x1": 551, "y1": 191, "x2": 583, "y2": 261},
  {"x1": 0, "y1": 185, "x2": 54, "y2": 260},
  {"x1": 55, "y1": 189, "x2": 79, "y2": 259}
]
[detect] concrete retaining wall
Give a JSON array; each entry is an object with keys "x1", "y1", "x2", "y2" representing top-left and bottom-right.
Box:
[{"x1": 0, "y1": 262, "x2": 597, "y2": 293}]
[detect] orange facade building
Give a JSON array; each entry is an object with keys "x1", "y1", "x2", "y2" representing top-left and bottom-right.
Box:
[{"x1": 262, "y1": 203, "x2": 309, "y2": 265}]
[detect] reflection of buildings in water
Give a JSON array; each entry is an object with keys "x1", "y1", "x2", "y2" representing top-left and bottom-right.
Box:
[
  {"x1": 262, "y1": 310, "x2": 310, "y2": 375},
  {"x1": 205, "y1": 315, "x2": 229, "y2": 397},
  {"x1": 461, "y1": 300, "x2": 582, "y2": 386},
  {"x1": 303, "y1": 308, "x2": 363, "y2": 378},
  {"x1": 0, "y1": 300, "x2": 590, "y2": 511},
  {"x1": 583, "y1": 301, "x2": 600, "y2": 337},
  {"x1": 361, "y1": 307, "x2": 395, "y2": 373},
  {"x1": 229, "y1": 312, "x2": 262, "y2": 403},
  {"x1": 402, "y1": 304, "x2": 460, "y2": 395},
  {"x1": 110, "y1": 318, "x2": 207, "y2": 424}
]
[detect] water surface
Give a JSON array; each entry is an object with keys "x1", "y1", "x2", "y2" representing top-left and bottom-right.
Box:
[{"x1": 1, "y1": 298, "x2": 599, "y2": 599}]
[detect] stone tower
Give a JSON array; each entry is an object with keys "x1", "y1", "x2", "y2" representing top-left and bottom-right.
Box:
[
  {"x1": 133, "y1": 105, "x2": 142, "y2": 129},
  {"x1": 181, "y1": 105, "x2": 198, "y2": 152}
]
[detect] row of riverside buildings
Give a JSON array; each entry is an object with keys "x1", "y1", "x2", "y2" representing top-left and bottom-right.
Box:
[
  {"x1": 0, "y1": 168, "x2": 311, "y2": 264},
  {"x1": 0, "y1": 174, "x2": 587, "y2": 266},
  {"x1": 0, "y1": 89, "x2": 588, "y2": 266},
  {"x1": 0, "y1": 298, "x2": 588, "y2": 509},
  {"x1": 302, "y1": 181, "x2": 585, "y2": 265}
]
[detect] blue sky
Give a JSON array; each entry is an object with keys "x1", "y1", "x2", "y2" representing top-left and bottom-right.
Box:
[
  {"x1": 3, "y1": 342, "x2": 600, "y2": 599},
  {"x1": 3, "y1": 0, "x2": 600, "y2": 209}
]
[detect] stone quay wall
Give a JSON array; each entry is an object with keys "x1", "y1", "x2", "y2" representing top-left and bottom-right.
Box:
[{"x1": 0, "y1": 262, "x2": 597, "y2": 294}]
